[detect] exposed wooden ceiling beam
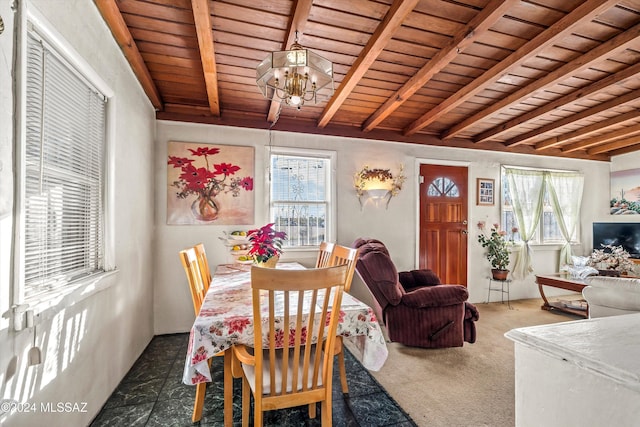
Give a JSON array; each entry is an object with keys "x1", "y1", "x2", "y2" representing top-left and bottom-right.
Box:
[
  {"x1": 504, "y1": 88, "x2": 640, "y2": 147},
  {"x1": 361, "y1": 0, "x2": 516, "y2": 133},
  {"x1": 317, "y1": 0, "x2": 419, "y2": 128},
  {"x1": 266, "y1": 0, "x2": 313, "y2": 124},
  {"x1": 403, "y1": 0, "x2": 620, "y2": 136},
  {"x1": 446, "y1": 22, "x2": 640, "y2": 141},
  {"x1": 95, "y1": 0, "x2": 163, "y2": 110},
  {"x1": 191, "y1": 0, "x2": 219, "y2": 116},
  {"x1": 608, "y1": 142, "x2": 640, "y2": 157},
  {"x1": 561, "y1": 118, "x2": 640, "y2": 152},
  {"x1": 535, "y1": 110, "x2": 640, "y2": 152},
  {"x1": 482, "y1": 61, "x2": 640, "y2": 147},
  {"x1": 99, "y1": 0, "x2": 640, "y2": 159},
  {"x1": 587, "y1": 135, "x2": 640, "y2": 155},
  {"x1": 559, "y1": 123, "x2": 640, "y2": 152}
]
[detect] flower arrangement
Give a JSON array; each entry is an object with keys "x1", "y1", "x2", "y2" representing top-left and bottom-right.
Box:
[
  {"x1": 588, "y1": 244, "x2": 636, "y2": 274},
  {"x1": 247, "y1": 223, "x2": 287, "y2": 264},
  {"x1": 168, "y1": 146, "x2": 253, "y2": 221},
  {"x1": 477, "y1": 221, "x2": 510, "y2": 271}
]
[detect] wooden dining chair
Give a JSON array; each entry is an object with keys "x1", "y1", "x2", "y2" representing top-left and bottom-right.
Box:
[
  {"x1": 179, "y1": 246, "x2": 212, "y2": 422},
  {"x1": 315, "y1": 241, "x2": 335, "y2": 268},
  {"x1": 328, "y1": 244, "x2": 360, "y2": 394},
  {"x1": 179, "y1": 247, "x2": 207, "y2": 316},
  {"x1": 232, "y1": 265, "x2": 349, "y2": 427},
  {"x1": 193, "y1": 242, "x2": 212, "y2": 293},
  {"x1": 328, "y1": 245, "x2": 359, "y2": 292}
]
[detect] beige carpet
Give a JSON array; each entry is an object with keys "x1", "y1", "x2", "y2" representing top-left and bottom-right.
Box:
[{"x1": 367, "y1": 297, "x2": 583, "y2": 427}]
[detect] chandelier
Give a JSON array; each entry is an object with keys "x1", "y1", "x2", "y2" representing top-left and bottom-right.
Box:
[{"x1": 256, "y1": 33, "x2": 333, "y2": 109}]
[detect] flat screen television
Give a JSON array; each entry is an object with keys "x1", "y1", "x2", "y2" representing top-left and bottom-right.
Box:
[{"x1": 592, "y1": 222, "x2": 640, "y2": 259}]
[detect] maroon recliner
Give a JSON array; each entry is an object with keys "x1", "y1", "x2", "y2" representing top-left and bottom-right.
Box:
[{"x1": 353, "y1": 238, "x2": 479, "y2": 348}]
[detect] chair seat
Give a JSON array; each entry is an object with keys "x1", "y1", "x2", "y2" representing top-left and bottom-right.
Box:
[{"x1": 242, "y1": 347, "x2": 325, "y2": 395}]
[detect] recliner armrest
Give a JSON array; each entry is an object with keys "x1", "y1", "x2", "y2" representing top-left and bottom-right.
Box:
[
  {"x1": 398, "y1": 269, "x2": 441, "y2": 291},
  {"x1": 401, "y1": 285, "x2": 469, "y2": 308}
]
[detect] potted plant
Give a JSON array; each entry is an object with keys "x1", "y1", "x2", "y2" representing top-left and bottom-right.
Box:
[
  {"x1": 247, "y1": 223, "x2": 287, "y2": 267},
  {"x1": 477, "y1": 221, "x2": 510, "y2": 280}
]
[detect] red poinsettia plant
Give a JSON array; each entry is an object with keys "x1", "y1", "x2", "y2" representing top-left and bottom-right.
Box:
[
  {"x1": 247, "y1": 223, "x2": 287, "y2": 263},
  {"x1": 168, "y1": 146, "x2": 253, "y2": 200}
]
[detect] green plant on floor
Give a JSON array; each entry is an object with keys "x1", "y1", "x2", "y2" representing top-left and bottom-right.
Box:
[{"x1": 477, "y1": 221, "x2": 510, "y2": 271}]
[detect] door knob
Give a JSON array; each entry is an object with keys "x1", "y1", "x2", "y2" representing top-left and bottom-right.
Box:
[
  {"x1": 462, "y1": 220, "x2": 468, "y2": 225},
  {"x1": 461, "y1": 229, "x2": 468, "y2": 235}
]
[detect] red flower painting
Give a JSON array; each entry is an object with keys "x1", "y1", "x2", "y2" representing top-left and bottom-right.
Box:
[
  {"x1": 167, "y1": 142, "x2": 254, "y2": 223},
  {"x1": 168, "y1": 147, "x2": 253, "y2": 199}
]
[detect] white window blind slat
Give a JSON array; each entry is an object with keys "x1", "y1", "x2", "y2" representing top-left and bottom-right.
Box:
[{"x1": 24, "y1": 30, "x2": 106, "y2": 298}]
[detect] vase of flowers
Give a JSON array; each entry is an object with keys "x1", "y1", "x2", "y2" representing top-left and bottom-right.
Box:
[
  {"x1": 247, "y1": 223, "x2": 287, "y2": 267},
  {"x1": 587, "y1": 244, "x2": 635, "y2": 275},
  {"x1": 477, "y1": 221, "x2": 510, "y2": 280},
  {"x1": 168, "y1": 146, "x2": 254, "y2": 222}
]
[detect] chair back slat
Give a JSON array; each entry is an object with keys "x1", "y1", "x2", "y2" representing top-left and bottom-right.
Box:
[
  {"x1": 193, "y1": 243, "x2": 212, "y2": 292},
  {"x1": 315, "y1": 241, "x2": 335, "y2": 268},
  {"x1": 250, "y1": 265, "x2": 348, "y2": 398},
  {"x1": 179, "y1": 247, "x2": 207, "y2": 316},
  {"x1": 268, "y1": 292, "x2": 277, "y2": 394},
  {"x1": 329, "y1": 245, "x2": 359, "y2": 292}
]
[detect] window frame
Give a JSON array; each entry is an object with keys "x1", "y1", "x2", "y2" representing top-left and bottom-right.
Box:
[
  {"x1": 266, "y1": 146, "x2": 337, "y2": 253},
  {"x1": 501, "y1": 165, "x2": 581, "y2": 246},
  {"x1": 12, "y1": 4, "x2": 117, "y2": 315}
]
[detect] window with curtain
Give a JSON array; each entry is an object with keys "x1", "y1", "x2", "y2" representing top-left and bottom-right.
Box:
[
  {"x1": 20, "y1": 28, "x2": 107, "y2": 301},
  {"x1": 501, "y1": 166, "x2": 584, "y2": 278},
  {"x1": 501, "y1": 167, "x2": 580, "y2": 245},
  {"x1": 269, "y1": 148, "x2": 336, "y2": 248}
]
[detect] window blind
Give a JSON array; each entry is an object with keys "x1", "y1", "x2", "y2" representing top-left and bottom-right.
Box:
[
  {"x1": 24, "y1": 31, "x2": 106, "y2": 299},
  {"x1": 270, "y1": 154, "x2": 329, "y2": 247}
]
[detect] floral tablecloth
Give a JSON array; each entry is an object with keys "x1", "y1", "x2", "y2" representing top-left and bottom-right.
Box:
[{"x1": 183, "y1": 262, "x2": 388, "y2": 385}]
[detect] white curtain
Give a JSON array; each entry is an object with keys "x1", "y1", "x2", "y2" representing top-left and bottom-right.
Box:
[
  {"x1": 546, "y1": 171, "x2": 584, "y2": 267},
  {"x1": 504, "y1": 168, "x2": 546, "y2": 279}
]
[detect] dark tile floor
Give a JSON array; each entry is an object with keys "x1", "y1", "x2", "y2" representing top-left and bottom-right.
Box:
[{"x1": 90, "y1": 334, "x2": 416, "y2": 426}]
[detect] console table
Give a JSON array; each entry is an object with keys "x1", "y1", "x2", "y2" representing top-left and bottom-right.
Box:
[{"x1": 535, "y1": 273, "x2": 588, "y2": 318}]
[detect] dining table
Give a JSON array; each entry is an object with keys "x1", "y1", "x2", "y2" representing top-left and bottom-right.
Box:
[{"x1": 182, "y1": 262, "x2": 389, "y2": 424}]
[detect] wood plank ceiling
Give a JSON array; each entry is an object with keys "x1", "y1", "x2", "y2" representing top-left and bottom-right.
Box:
[{"x1": 95, "y1": 0, "x2": 640, "y2": 160}]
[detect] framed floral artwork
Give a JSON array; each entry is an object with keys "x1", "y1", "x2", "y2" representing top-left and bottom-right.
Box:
[
  {"x1": 167, "y1": 141, "x2": 255, "y2": 225},
  {"x1": 477, "y1": 178, "x2": 495, "y2": 206}
]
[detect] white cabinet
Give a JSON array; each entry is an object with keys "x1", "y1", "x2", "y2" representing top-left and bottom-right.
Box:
[{"x1": 505, "y1": 314, "x2": 640, "y2": 426}]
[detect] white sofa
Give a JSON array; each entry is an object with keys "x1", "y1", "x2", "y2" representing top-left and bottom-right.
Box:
[{"x1": 582, "y1": 276, "x2": 640, "y2": 318}]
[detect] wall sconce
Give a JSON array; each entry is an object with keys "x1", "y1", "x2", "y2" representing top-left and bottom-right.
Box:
[{"x1": 354, "y1": 165, "x2": 405, "y2": 209}]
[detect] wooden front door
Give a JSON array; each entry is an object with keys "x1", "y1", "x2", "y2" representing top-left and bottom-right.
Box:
[{"x1": 419, "y1": 164, "x2": 468, "y2": 286}]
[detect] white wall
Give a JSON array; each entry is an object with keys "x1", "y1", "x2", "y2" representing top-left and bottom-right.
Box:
[
  {"x1": 0, "y1": 1, "x2": 156, "y2": 426},
  {"x1": 155, "y1": 122, "x2": 612, "y2": 334}
]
